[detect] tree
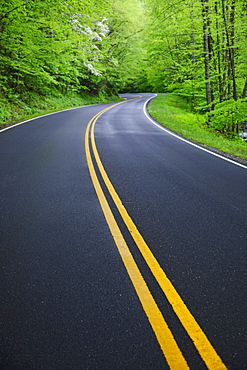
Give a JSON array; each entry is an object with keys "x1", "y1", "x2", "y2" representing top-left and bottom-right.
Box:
[
  {"x1": 1, "y1": 0, "x2": 246, "y2": 136},
  {"x1": 201, "y1": 0, "x2": 215, "y2": 112},
  {"x1": 138, "y1": 0, "x2": 247, "y2": 135}
]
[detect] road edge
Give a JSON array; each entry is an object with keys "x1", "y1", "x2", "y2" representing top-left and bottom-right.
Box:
[
  {"x1": 0, "y1": 105, "x2": 97, "y2": 133},
  {"x1": 144, "y1": 95, "x2": 247, "y2": 170}
]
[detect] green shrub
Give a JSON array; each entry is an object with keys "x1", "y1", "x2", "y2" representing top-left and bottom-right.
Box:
[{"x1": 209, "y1": 99, "x2": 247, "y2": 136}]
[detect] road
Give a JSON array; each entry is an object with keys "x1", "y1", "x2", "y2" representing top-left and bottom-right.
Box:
[{"x1": 0, "y1": 94, "x2": 247, "y2": 369}]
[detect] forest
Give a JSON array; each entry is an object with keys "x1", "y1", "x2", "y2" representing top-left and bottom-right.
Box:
[{"x1": 0, "y1": 0, "x2": 247, "y2": 137}]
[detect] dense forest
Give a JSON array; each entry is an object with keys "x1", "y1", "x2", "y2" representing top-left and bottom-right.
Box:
[{"x1": 0, "y1": 0, "x2": 247, "y2": 136}]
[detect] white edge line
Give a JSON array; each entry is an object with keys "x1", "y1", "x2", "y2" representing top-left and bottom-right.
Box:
[
  {"x1": 143, "y1": 94, "x2": 247, "y2": 170},
  {"x1": 0, "y1": 104, "x2": 96, "y2": 133}
]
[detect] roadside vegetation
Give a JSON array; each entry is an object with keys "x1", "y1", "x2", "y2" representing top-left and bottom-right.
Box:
[
  {"x1": 1, "y1": 0, "x2": 247, "y2": 161},
  {"x1": 148, "y1": 94, "x2": 247, "y2": 161},
  {"x1": 0, "y1": 91, "x2": 122, "y2": 129},
  {"x1": 0, "y1": 0, "x2": 143, "y2": 128}
]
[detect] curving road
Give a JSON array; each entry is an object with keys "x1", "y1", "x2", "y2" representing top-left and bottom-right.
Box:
[{"x1": 0, "y1": 94, "x2": 247, "y2": 369}]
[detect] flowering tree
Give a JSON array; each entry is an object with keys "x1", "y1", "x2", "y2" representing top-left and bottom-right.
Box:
[{"x1": 0, "y1": 0, "x2": 146, "y2": 103}]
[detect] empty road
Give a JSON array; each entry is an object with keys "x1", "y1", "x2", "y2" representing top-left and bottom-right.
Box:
[{"x1": 1, "y1": 94, "x2": 247, "y2": 369}]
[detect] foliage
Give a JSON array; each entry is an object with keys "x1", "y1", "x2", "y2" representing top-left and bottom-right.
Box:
[
  {"x1": 0, "y1": 0, "x2": 246, "y2": 143},
  {"x1": 0, "y1": 0, "x2": 147, "y2": 123},
  {"x1": 209, "y1": 99, "x2": 247, "y2": 135},
  {"x1": 148, "y1": 94, "x2": 247, "y2": 160},
  {"x1": 133, "y1": 0, "x2": 247, "y2": 138},
  {"x1": 0, "y1": 90, "x2": 123, "y2": 127}
]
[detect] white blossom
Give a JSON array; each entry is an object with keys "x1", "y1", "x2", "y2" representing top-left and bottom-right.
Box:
[
  {"x1": 96, "y1": 18, "x2": 109, "y2": 37},
  {"x1": 71, "y1": 15, "x2": 109, "y2": 41},
  {"x1": 70, "y1": 15, "x2": 110, "y2": 78},
  {"x1": 84, "y1": 63, "x2": 102, "y2": 76}
]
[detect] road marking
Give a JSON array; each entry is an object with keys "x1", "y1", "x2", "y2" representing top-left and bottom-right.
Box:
[
  {"x1": 86, "y1": 97, "x2": 228, "y2": 369},
  {"x1": 143, "y1": 95, "x2": 247, "y2": 170},
  {"x1": 0, "y1": 105, "x2": 99, "y2": 132},
  {"x1": 85, "y1": 103, "x2": 189, "y2": 369}
]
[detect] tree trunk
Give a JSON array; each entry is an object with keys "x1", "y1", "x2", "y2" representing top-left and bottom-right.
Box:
[
  {"x1": 201, "y1": 0, "x2": 214, "y2": 113},
  {"x1": 215, "y1": 1, "x2": 223, "y2": 102},
  {"x1": 242, "y1": 77, "x2": 247, "y2": 99},
  {"x1": 222, "y1": 0, "x2": 237, "y2": 100},
  {"x1": 229, "y1": 0, "x2": 237, "y2": 100}
]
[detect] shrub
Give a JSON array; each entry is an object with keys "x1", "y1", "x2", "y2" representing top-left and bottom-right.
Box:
[{"x1": 209, "y1": 99, "x2": 247, "y2": 136}]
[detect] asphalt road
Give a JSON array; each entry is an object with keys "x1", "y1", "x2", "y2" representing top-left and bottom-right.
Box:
[{"x1": 1, "y1": 94, "x2": 247, "y2": 369}]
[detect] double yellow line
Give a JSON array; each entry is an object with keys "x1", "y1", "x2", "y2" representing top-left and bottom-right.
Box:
[{"x1": 85, "y1": 100, "x2": 228, "y2": 370}]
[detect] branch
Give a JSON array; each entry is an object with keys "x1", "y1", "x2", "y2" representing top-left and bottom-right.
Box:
[{"x1": 0, "y1": 6, "x2": 22, "y2": 22}]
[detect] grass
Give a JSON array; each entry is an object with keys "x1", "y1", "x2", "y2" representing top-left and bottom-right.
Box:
[
  {"x1": 148, "y1": 93, "x2": 247, "y2": 161},
  {"x1": 0, "y1": 91, "x2": 123, "y2": 129}
]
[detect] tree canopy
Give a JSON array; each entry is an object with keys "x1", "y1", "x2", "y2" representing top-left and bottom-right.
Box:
[
  {"x1": 0, "y1": 0, "x2": 144, "y2": 98},
  {"x1": 1, "y1": 0, "x2": 247, "y2": 135},
  {"x1": 140, "y1": 0, "x2": 247, "y2": 135}
]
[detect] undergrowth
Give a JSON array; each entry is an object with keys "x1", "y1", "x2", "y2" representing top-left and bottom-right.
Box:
[
  {"x1": 148, "y1": 93, "x2": 247, "y2": 161},
  {"x1": 0, "y1": 90, "x2": 122, "y2": 128}
]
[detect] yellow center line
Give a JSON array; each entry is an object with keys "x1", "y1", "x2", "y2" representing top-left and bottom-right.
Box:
[
  {"x1": 87, "y1": 100, "x2": 228, "y2": 370},
  {"x1": 85, "y1": 104, "x2": 189, "y2": 369}
]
